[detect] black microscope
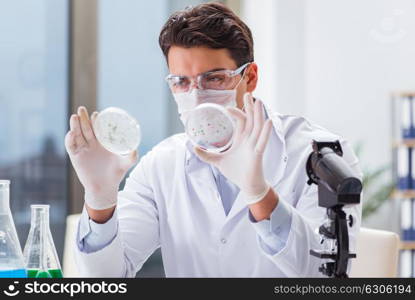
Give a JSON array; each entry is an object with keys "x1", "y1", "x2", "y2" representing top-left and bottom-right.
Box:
[{"x1": 306, "y1": 140, "x2": 363, "y2": 278}]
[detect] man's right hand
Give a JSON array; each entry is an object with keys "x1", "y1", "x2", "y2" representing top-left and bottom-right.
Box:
[{"x1": 64, "y1": 106, "x2": 138, "y2": 222}]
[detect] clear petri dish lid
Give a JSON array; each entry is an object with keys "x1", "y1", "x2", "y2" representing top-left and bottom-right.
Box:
[
  {"x1": 185, "y1": 103, "x2": 234, "y2": 153},
  {"x1": 93, "y1": 107, "x2": 141, "y2": 155}
]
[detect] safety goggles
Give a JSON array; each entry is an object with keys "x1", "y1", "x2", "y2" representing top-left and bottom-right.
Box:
[{"x1": 165, "y1": 62, "x2": 251, "y2": 94}]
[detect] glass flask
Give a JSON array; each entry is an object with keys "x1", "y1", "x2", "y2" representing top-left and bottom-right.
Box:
[
  {"x1": 23, "y1": 205, "x2": 63, "y2": 278},
  {"x1": 0, "y1": 180, "x2": 27, "y2": 278}
]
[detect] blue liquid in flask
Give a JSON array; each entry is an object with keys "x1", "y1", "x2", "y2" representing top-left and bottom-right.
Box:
[{"x1": 0, "y1": 269, "x2": 27, "y2": 278}]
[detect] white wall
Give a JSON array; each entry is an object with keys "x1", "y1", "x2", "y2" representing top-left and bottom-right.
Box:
[
  {"x1": 242, "y1": 0, "x2": 306, "y2": 116},
  {"x1": 305, "y1": 0, "x2": 415, "y2": 231},
  {"x1": 242, "y1": 0, "x2": 415, "y2": 230},
  {"x1": 305, "y1": 0, "x2": 415, "y2": 170},
  {"x1": 241, "y1": 0, "x2": 279, "y2": 111}
]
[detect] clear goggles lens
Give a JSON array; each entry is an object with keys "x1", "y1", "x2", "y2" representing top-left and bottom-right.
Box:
[{"x1": 166, "y1": 62, "x2": 250, "y2": 93}]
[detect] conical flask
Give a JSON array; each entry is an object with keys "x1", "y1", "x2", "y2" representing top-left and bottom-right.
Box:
[
  {"x1": 23, "y1": 205, "x2": 63, "y2": 278},
  {"x1": 0, "y1": 180, "x2": 27, "y2": 278}
]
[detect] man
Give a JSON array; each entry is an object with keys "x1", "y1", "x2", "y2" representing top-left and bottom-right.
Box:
[{"x1": 66, "y1": 2, "x2": 362, "y2": 277}]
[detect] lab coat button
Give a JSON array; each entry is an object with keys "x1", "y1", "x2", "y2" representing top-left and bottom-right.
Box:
[{"x1": 220, "y1": 238, "x2": 227, "y2": 244}]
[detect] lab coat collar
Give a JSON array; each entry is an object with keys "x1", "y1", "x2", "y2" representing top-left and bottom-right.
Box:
[{"x1": 184, "y1": 103, "x2": 288, "y2": 221}]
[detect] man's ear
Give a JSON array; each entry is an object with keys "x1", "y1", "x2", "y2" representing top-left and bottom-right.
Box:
[{"x1": 246, "y1": 63, "x2": 258, "y2": 93}]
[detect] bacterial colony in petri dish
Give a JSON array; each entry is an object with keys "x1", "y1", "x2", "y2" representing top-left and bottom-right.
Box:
[
  {"x1": 93, "y1": 107, "x2": 141, "y2": 155},
  {"x1": 185, "y1": 103, "x2": 234, "y2": 152}
]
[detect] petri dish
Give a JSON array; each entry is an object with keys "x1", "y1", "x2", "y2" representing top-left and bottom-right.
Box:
[
  {"x1": 93, "y1": 107, "x2": 141, "y2": 155},
  {"x1": 185, "y1": 103, "x2": 234, "y2": 152}
]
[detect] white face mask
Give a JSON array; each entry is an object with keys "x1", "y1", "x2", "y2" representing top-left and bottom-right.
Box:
[
  {"x1": 172, "y1": 73, "x2": 245, "y2": 125},
  {"x1": 173, "y1": 88, "x2": 237, "y2": 125}
]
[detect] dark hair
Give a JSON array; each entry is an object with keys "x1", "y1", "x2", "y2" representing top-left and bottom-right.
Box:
[{"x1": 158, "y1": 2, "x2": 254, "y2": 67}]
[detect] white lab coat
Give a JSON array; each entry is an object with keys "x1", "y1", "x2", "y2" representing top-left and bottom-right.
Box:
[{"x1": 73, "y1": 107, "x2": 362, "y2": 277}]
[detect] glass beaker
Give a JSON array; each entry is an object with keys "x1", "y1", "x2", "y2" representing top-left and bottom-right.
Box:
[
  {"x1": 0, "y1": 180, "x2": 27, "y2": 278},
  {"x1": 23, "y1": 205, "x2": 63, "y2": 278}
]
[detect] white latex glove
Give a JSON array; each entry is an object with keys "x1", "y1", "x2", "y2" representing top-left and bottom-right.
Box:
[
  {"x1": 194, "y1": 93, "x2": 273, "y2": 205},
  {"x1": 64, "y1": 107, "x2": 138, "y2": 210}
]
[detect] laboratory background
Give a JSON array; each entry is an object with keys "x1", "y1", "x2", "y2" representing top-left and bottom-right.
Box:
[{"x1": 0, "y1": 0, "x2": 414, "y2": 277}]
